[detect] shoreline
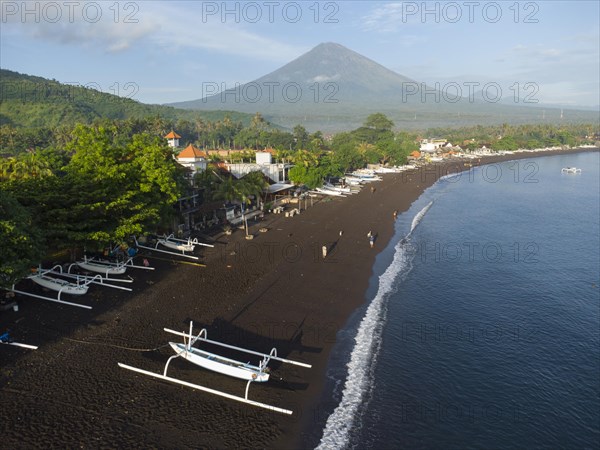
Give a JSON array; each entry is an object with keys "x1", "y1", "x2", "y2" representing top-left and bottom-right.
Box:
[{"x1": 0, "y1": 147, "x2": 596, "y2": 449}]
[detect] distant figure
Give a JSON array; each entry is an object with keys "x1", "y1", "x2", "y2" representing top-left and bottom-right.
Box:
[
  {"x1": 367, "y1": 230, "x2": 372, "y2": 238},
  {"x1": 369, "y1": 235, "x2": 375, "y2": 248},
  {"x1": 322, "y1": 245, "x2": 328, "y2": 258},
  {"x1": 339, "y1": 230, "x2": 343, "y2": 237},
  {"x1": 393, "y1": 210, "x2": 398, "y2": 219}
]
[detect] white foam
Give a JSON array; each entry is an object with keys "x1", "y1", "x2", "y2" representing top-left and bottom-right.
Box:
[
  {"x1": 316, "y1": 201, "x2": 434, "y2": 449},
  {"x1": 410, "y1": 200, "x2": 434, "y2": 234}
]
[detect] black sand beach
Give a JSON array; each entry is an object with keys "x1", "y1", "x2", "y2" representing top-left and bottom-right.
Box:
[{"x1": 0, "y1": 147, "x2": 596, "y2": 449}]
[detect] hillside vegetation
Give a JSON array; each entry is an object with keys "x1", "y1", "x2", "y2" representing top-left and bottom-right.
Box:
[{"x1": 0, "y1": 69, "x2": 253, "y2": 129}]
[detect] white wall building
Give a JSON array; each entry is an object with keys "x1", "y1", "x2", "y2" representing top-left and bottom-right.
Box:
[
  {"x1": 164, "y1": 130, "x2": 181, "y2": 148},
  {"x1": 225, "y1": 151, "x2": 291, "y2": 183},
  {"x1": 176, "y1": 144, "x2": 208, "y2": 181}
]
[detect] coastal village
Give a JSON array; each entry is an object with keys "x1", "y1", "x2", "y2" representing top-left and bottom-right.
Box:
[{"x1": 164, "y1": 129, "x2": 586, "y2": 238}]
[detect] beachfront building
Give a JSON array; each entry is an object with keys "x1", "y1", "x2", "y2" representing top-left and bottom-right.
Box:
[
  {"x1": 164, "y1": 130, "x2": 181, "y2": 148},
  {"x1": 176, "y1": 144, "x2": 208, "y2": 183},
  {"x1": 224, "y1": 151, "x2": 292, "y2": 183},
  {"x1": 420, "y1": 138, "x2": 451, "y2": 153}
]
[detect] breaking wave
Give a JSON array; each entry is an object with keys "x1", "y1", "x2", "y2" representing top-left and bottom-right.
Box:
[{"x1": 316, "y1": 201, "x2": 434, "y2": 449}]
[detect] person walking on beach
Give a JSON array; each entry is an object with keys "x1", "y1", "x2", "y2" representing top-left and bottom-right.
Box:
[{"x1": 369, "y1": 235, "x2": 375, "y2": 248}]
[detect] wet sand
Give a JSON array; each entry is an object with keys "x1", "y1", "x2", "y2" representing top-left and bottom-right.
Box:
[{"x1": 0, "y1": 147, "x2": 596, "y2": 449}]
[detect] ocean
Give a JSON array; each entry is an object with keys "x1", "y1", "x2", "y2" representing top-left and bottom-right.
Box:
[{"x1": 314, "y1": 151, "x2": 600, "y2": 449}]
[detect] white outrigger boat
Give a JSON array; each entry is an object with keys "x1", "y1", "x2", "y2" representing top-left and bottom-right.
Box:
[
  {"x1": 313, "y1": 187, "x2": 346, "y2": 197},
  {"x1": 75, "y1": 255, "x2": 127, "y2": 276},
  {"x1": 30, "y1": 272, "x2": 89, "y2": 295},
  {"x1": 561, "y1": 167, "x2": 582, "y2": 173},
  {"x1": 134, "y1": 234, "x2": 213, "y2": 261},
  {"x1": 85, "y1": 255, "x2": 155, "y2": 271},
  {"x1": 323, "y1": 183, "x2": 357, "y2": 194},
  {"x1": 6, "y1": 266, "x2": 94, "y2": 309},
  {"x1": 119, "y1": 321, "x2": 311, "y2": 415}
]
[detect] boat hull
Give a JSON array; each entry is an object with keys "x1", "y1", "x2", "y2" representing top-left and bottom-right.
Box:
[
  {"x1": 159, "y1": 240, "x2": 194, "y2": 252},
  {"x1": 169, "y1": 342, "x2": 269, "y2": 382},
  {"x1": 76, "y1": 261, "x2": 127, "y2": 275},
  {"x1": 31, "y1": 275, "x2": 89, "y2": 295}
]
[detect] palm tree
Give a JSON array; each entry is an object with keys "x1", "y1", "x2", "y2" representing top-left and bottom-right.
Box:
[{"x1": 212, "y1": 177, "x2": 237, "y2": 204}]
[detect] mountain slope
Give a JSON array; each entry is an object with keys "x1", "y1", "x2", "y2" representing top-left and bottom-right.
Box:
[
  {"x1": 0, "y1": 69, "x2": 254, "y2": 128},
  {"x1": 169, "y1": 43, "x2": 598, "y2": 131}
]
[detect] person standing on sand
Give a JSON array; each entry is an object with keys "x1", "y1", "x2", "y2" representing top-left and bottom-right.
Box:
[{"x1": 369, "y1": 235, "x2": 375, "y2": 248}]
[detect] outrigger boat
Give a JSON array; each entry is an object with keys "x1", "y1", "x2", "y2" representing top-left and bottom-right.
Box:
[
  {"x1": 160, "y1": 234, "x2": 214, "y2": 251},
  {"x1": 133, "y1": 235, "x2": 213, "y2": 261},
  {"x1": 119, "y1": 321, "x2": 311, "y2": 415},
  {"x1": 6, "y1": 266, "x2": 94, "y2": 309},
  {"x1": 75, "y1": 255, "x2": 127, "y2": 276},
  {"x1": 85, "y1": 255, "x2": 155, "y2": 271},
  {"x1": 313, "y1": 187, "x2": 346, "y2": 197},
  {"x1": 30, "y1": 272, "x2": 89, "y2": 295},
  {"x1": 46, "y1": 265, "x2": 133, "y2": 291}
]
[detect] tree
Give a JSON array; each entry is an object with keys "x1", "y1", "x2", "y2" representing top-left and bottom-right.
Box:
[
  {"x1": 0, "y1": 190, "x2": 44, "y2": 287},
  {"x1": 292, "y1": 125, "x2": 309, "y2": 149},
  {"x1": 364, "y1": 113, "x2": 394, "y2": 131}
]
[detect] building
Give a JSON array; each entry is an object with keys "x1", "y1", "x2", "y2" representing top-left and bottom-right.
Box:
[
  {"x1": 164, "y1": 130, "x2": 181, "y2": 148},
  {"x1": 224, "y1": 151, "x2": 292, "y2": 183},
  {"x1": 420, "y1": 139, "x2": 450, "y2": 153},
  {"x1": 176, "y1": 144, "x2": 208, "y2": 182}
]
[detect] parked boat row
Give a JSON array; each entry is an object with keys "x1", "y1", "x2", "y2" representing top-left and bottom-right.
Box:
[{"x1": 4, "y1": 234, "x2": 213, "y2": 311}]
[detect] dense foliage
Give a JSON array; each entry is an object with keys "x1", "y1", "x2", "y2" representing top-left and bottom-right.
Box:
[
  {"x1": 0, "y1": 124, "x2": 185, "y2": 286},
  {"x1": 425, "y1": 123, "x2": 598, "y2": 151}
]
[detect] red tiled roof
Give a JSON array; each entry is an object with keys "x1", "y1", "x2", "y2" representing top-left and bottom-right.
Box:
[
  {"x1": 164, "y1": 130, "x2": 181, "y2": 139},
  {"x1": 178, "y1": 144, "x2": 208, "y2": 159}
]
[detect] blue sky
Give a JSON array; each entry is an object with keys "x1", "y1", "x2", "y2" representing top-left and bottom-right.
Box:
[{"x1": 1, "y1": 1, "x2": 599, "y2": 107}]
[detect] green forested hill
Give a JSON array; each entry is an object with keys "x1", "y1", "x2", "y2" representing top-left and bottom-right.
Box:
[{"x1": 0, "y1": 69, "x2": 253, "y2": 128}]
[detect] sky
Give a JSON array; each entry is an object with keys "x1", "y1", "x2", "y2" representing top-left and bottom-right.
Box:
[{"x1": 1, "y1": 1, "x2": 599, "y2": 107}]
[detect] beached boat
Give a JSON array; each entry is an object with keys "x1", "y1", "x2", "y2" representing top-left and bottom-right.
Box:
[
  {"x1": 119, "y1": 321, "x2": 311, "y2": 414},
  {"x1": 30, "y1": 273, "x2": 89, "y2": 295},
  {"x1": 314, "y1": 187, "x2": 346, "y2": 196},
  {"x1": 561, "y1": 167, "x2": 582, "y2": 173},
  {"x1": 158, "y1": 236, "x2": 195, "y2": 252},
  {"x1": 169, "y1": 342, "x2": 270, "y2": 382},
  {"x1": 76, "y1": 257, "x2": 127, "y2": 275},
  {"x1": 6, "y1": 266, "x2": 94, "y2": 309},
  {"x1": 323, "y1": 183, "x2": 354, "y2": 194}
]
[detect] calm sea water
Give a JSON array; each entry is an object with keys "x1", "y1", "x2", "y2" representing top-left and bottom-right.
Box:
[{"x1": 315, "y1": 151, "x2": 599, "y2": 449}]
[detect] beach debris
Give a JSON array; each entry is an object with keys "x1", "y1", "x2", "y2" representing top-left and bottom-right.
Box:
[{"x1": 0, "y1": 330, "x2": 38, "y2": 350}]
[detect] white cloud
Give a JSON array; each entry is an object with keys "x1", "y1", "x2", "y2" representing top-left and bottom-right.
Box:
[
  {"x1": 361, "y1": 3, "x2": 405, "y2": 33},
  {"x1": 0, "y1": 1, "x2": 306, "y2": 61},
  {"x1": 309, "y1": 74, "x2": 340, "y2": 83}
]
